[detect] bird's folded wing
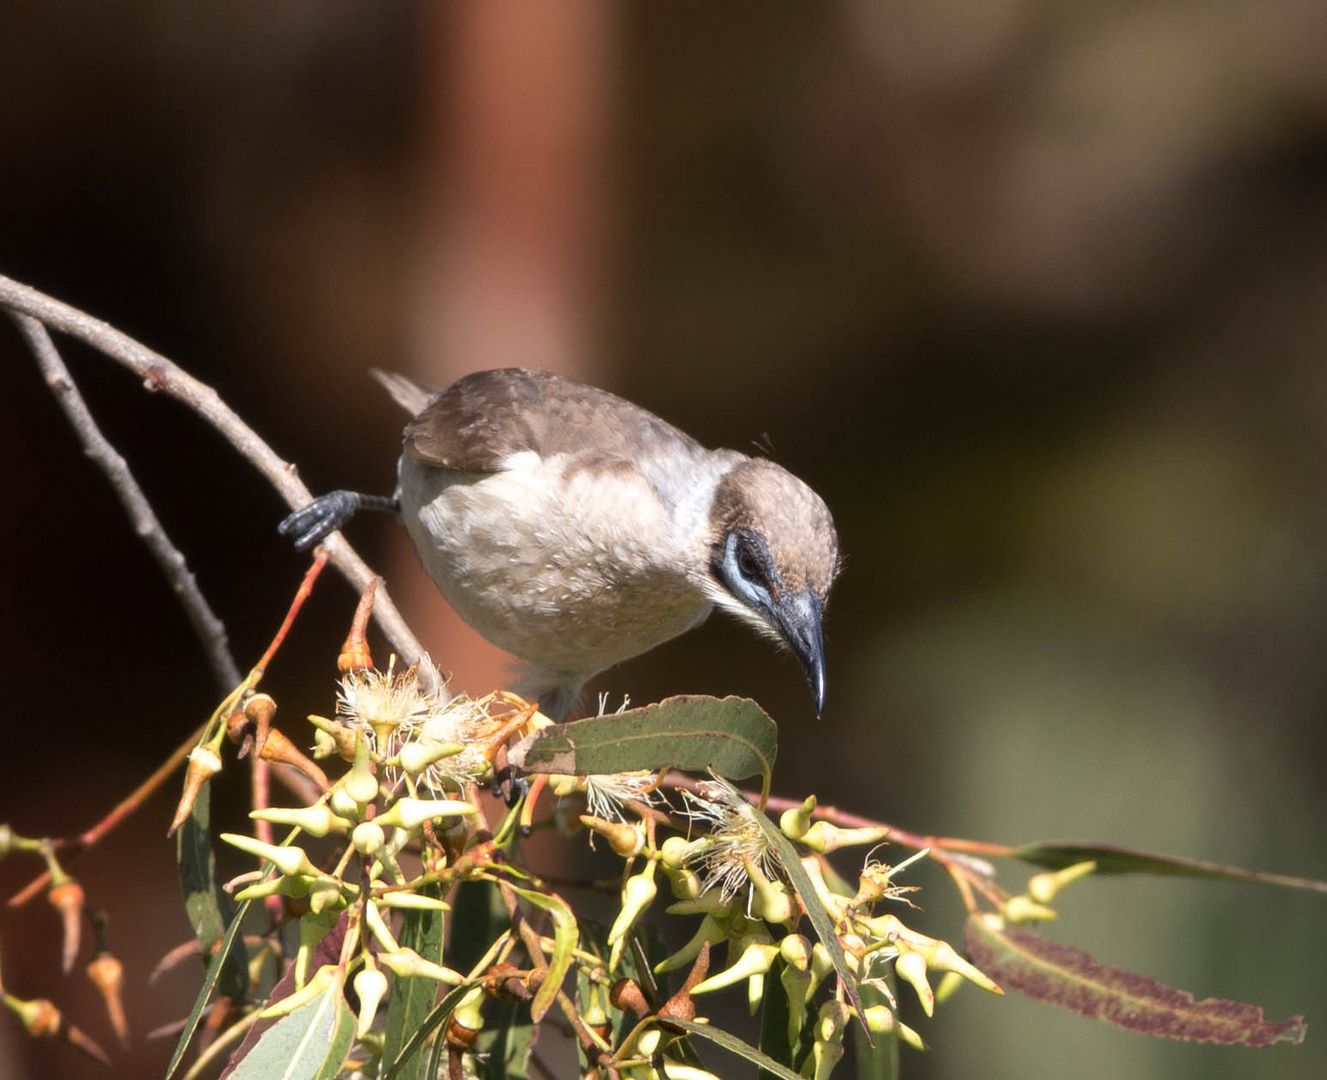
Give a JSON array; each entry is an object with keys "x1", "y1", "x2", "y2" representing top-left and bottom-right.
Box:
[{"x1": 399, "y1": 368, "x2": 703, "y2": 475}]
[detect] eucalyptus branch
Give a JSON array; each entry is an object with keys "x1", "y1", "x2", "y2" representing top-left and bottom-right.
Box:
[
  {"x1": 0, "y1": 271, "x2": 425, "y2": 664},
  {"x1": 11, "y1": 312, "x2": 242, "y2": 691}
]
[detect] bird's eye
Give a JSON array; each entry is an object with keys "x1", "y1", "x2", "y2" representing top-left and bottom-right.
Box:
[{"x1": 737, "y1": 544, "x2": 763, "y2": 582}]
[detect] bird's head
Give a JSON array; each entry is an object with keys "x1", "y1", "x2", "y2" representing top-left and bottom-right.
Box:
[{"x1": 705, "y1": 458, "x2": 840, "y2": 715}]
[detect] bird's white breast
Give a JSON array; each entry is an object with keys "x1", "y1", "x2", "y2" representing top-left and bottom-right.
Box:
[{"x1": 397, "y1": 452, "x2": 713, "y2": 682}]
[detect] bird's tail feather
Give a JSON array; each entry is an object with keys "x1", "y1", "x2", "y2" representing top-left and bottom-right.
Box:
[{"x1": 371, "y1": 369, "x2": 435, "y2": 416}]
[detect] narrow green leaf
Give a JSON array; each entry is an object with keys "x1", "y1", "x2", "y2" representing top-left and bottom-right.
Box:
[
  {"x1": 507, "y1": 885, "x2": 579, "y2": 1023},
  {"x1": 176, "y1": 784, "x2": 249, "y2": 1000},
  {"x1": 226, "y1": 974, "x2": 354, "y2": 1080},
  {"x1": 852, "y1": 983, "x2": 899, "y2": 1080},
  {"x1": 477, "y1": 1000, "x2": 534, "y2": 1079},
  {"x1": 164, "y1": 894, "x2": 254, "y2": 1080},
  {"x1": 964, "y1": 914, "x2": 1307, "y2": 1046},
  {"x1": 384, "y1": 983, "x2": 474, "y2": 1080},
  {"x1": 669, "y1": 1018, "x2": 803, "y2": 1080},
  {"x1": 1014, "y1": 842, "x2": 1327, "y2": 893},
  {"x1": 382, "y1": 882, "x2": 446, "y2": 1079},
  {"x1": 512, "y1": 695, "x2": 777, "y2": 782},
  {"x1": 757, "y1": 957, "x2": 794, "y2": 1079},
  {"x1": 738, "y1": 783, "x2": 867, "y2": 1035},
  {"x1": 449, "y1": 880, "x2": 506, "y2": 974}
]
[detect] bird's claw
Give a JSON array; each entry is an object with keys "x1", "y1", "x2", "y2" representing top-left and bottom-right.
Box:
[
  {"x1": 491, "y1": 767, "x2": 530, "y2": 808},
  {"x1": 277, "y1": 491, "x2": 361, "y2": 551}
]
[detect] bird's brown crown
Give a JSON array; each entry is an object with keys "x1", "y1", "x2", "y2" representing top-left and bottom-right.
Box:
[{"x1": 709, "y1": 458, "x2": 839, "y2": 600}]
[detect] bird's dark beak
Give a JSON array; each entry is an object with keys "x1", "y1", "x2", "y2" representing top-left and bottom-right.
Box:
[{"x1": 773, "y1": 589, "x2": 827, "y2": 716}]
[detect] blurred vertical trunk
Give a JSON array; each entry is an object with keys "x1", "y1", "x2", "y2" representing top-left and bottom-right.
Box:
[{"x1": 394, "y1": 2, "x2": 617, "y2": 699}]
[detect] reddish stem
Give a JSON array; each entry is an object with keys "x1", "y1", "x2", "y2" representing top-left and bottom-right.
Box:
[{"x1": 253, "y1": 550, "x2": 329, "y2": 677}]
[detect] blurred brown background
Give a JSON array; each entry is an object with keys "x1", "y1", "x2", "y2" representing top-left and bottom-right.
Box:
[{"x1": 2, "y1": 3, "x2": 1325, "y2": 1077}]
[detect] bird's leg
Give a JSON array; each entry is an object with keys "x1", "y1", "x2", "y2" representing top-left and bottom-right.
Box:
[{"x1": 277, "y1": 491, "x2": 399, "y2": 551}]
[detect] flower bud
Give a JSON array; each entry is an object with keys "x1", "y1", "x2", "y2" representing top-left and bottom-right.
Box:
[
  {"x1": 398, "y1": 739, "x2": 465, "y2": 775},
  {"x1": 364, "y1": 899, "x2": 399, "y2": 952},
  {"x1": 609, "y1": 977, "x2": 650, "y2": 1018},
  {"x1": 690, "y1": 941, "x2": 777, "y2": 995},
  {"x1": 352, "y1": 822, "x2": 386, "y2": 857},
  {"x1": 48, "y1": 878, "x2": 85, "y2": 973},
  {"x1": 912, "y1": 938, "x2": 1001, "y2": 995},
  {"x1": 296, "y1": 912, "x2": 338, "y2": 986},
  {"x1": 1027, "y1": 860, "x2": 1097, "y2": 904},
  {"x1": 307, "y1": 877, "x2": 348, "y2": 914},
  {"x1": 85, "y1": 952, "x2": 129, "y2": 1048},
  {"x1": 169, "y1": 745, "x2": 223, "y2": 836},
  {"x1": 798, "y1": 820, "x2": 890, "y2": 855},
  {"x1": 353, "y1": 962, "x2": 389, "y2": 1039},
  {"x1": 329, "y1": 786, "x2": 361, "y2": 821},
  {"x1": 781, "y1": 958, "x2": 813, "y2": 1047},
  {"x1": 655, "y1": 915, "x2": 726, "y2": 974},
  {"x1": 449, "y1": 984, "x2": 486, "y2": 1044},
  {"x1": 780, "y1": 933, "x2": 811, "y2": 972},
  {"x1": 663, "y1": 863, "x2": 704, "y2": 901},
  {"x1": 258, "y1": 729, "x2": 330, "y2": 791},
  {"x1": 580, "y1": 815, "x2": 645, "y2": 857},
  {"x1": 608, "y1": 862, "x2": 659, "y2": 967},
  {"x1": 778, "y1": 795, "x2": 816, "y2": 840},
  {"x1": 250, "y1": 802, "x2": 349, "y2": 838},
  {"x1": 338, "y1": 583, "x2": 376, "y2": 673},
  {"x1": 1002, "y1": 895, "x2": 1058, "y2": 925},
  {"x1": 235, "y1": 876, "x2": 312, "y2": 902},
  {"x1": 376, "y1": 797, "x2": 477, "y2": 831},
  {"x1": 5, "y1": 994, "x2": 61, "y2": 1038},
  {"x1": 376, "y1": 890, "x2": 451, "y2": 912},
  {"x1": 377, "y1": 947, "x2": 463, "y2": 985},
  {"x1": 895, "y1": 950, "x2": 933, "y2": 1016},
  {"x1": 312, "y1": 729, "x2": 338, "y2": 760},
  {"x1": 345, "y1": 736, "x2": 380, "y2": 806},
  {"x1": 665, "y1": 890, "x2": 736, "y2": 918},
  {"x1": 744, "y1": 858, "x2": 793, "y2": 925},
  {"x1": 934, "y1": 970, "x2": 965, "y2": 1006},
  {"x1": 863, "y1": 1004, "x2": 926, "y2": 1051},
  {"x1": 221, "y1": 833, "x2": 318, "y2": 879},
  {"x1": 810, "y1": 999, "x2": 848, "y2": 1080},
  {"x1": 258, "y1": 965, "x2": 338, "y2": 1019},
  {"x1": 660, "y1": 835, "x2": 707, "y2": 869},
  {"x1": 307, "y1": 714, "x2": 358, "y2": 761}
]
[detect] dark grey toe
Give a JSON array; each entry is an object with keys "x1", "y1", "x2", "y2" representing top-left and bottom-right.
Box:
[{"x1": 277, "y1": 491, "x2": 360, "y2": 551}]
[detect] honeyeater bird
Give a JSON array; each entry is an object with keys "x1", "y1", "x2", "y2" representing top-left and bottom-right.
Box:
[{"x1": 279, "y1": 368, "x2": 839, "y2": 719}]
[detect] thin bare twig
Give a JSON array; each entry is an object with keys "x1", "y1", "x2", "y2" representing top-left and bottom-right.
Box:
[
  {"x1": 11, "y1": 313, "x2": 242, "y2": 690},
  {"x1": 0, "y1": 271, "x2": 425, "y2": 665}
]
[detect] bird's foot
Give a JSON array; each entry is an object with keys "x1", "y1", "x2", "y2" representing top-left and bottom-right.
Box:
[
  {"x1": 278, "y1": 491, "x2": 398, "y2": 550},
  {"x1": 491, "y1": 767, "x2": 530, "y2": 809},
  {"x1": 278, "y1": 490, "x2": 362, "y2": 550}
]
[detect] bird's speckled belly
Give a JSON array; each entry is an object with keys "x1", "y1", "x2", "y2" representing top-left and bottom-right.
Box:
[{"x1": 397, "y1": 454, "x2": 710, "y2": 678}]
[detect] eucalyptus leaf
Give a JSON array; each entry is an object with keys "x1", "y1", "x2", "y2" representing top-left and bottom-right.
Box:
[
  {"x1": 738, "y1": 782, "x2": 868, "y2": 1035},
  {"x1": 757, "y1": 957, "x2": 795, "y2": 1078},
  {"x1": 449, "y1": 879, "x2": 506, "y2": 974},
  {"x1": 477, "y1": 1001, "x2": 534, "y2": 1079},
  {"x1": 384, "y1": 983, "x2": 474, "y2": 1080},
  {"x1": 965, "y1": 914, "x2": 1307, "y2": 1046},
  {"x1": 852, "y1": 982, "x2": 899, "y2": 1080},
  {"x1": 668, "y1": 1018, "x2": 803, "y2": 1080},
  {"x1": 176, "y1": 784, "x2": 249, "y2": 1000},
  {"x1": 382, "y1": 882, "x2": 446, "y2": 1079},
  {"x1": 164, "y1": 891, "x2": 253, "y2": 1080},
  {"x1": 1014, "y1": 841, "x2": 1327, "y2": 892},
  {"x1": 506, "y1": 884, "x2": 579, "y2": 1023},
  {"x1": 511, "y1": 695, "x2": 777, "y2": 783},
  {"x1": 226, "y1": 974, "x2": 354, "y2": 1080}
]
